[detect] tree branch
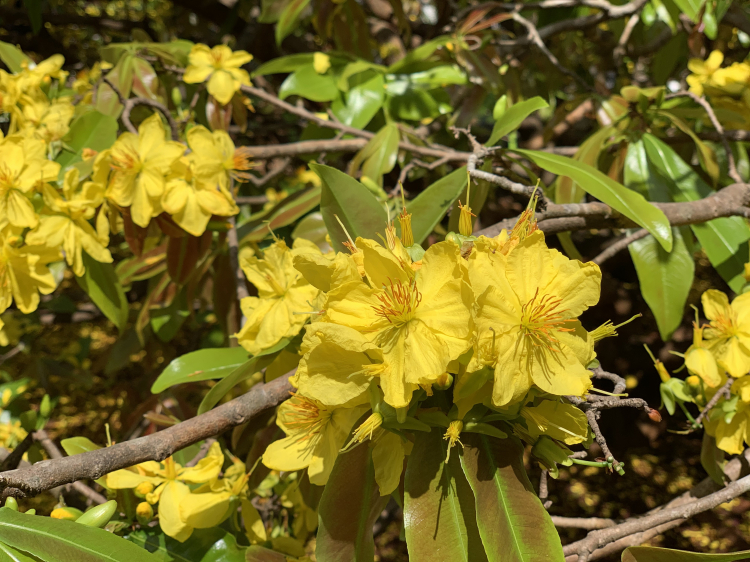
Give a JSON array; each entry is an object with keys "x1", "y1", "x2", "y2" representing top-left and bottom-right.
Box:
[{"x1": 0, "y1": 374, "x2": 293, "y2": 499}]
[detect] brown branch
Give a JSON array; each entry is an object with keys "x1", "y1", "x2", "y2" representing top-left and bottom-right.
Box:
[
  {"x1": 0, "y1": 374, "x2": 293, "y2": 499},
  {"x1": 566, "y1": 472, "x2": 750, "y2": 561},
  {"x1": 34, "y1": 430, "x2": 108, "y2": 505},
  {"x1": 477, "y1": 182, "x2": 750, "y2": 238},
  {"x1": 592, "y1": 229, "x2": 649, "y2": 265},
  {"x1": 103, "y1": 77, "x2": 180, "y2": 141},
  {"x1": 226, "y1": 215, "x2": 250, "y2": 328},
  {"x1": 693, "y1": 377, "x2": 734, "y2": 428},
  {"x1": 245, "y1": 158, "x2": 291, "y2": 188},
  {"x1": 565, "y1": 448, "x2": 750, "y2": 560},
  {"x1": 552, "y1": 516, "x2": 617, "y2": 530},
  {"x1": 0, "y1": 433, "x2": 34, "y2": 472},
  {"x1": 613, "y1": 13, "x2": 640, "y2": 66}
]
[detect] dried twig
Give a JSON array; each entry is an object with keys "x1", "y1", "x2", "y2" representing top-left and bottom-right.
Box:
[
  {"x1": 102, "y1": 76, "x2": 180, "y2": 141},
  {"x1": 592, "y1": 229, "x2": 649, "y2": 265},
  {"x1": 693, "y1": 377, "x2": 734, "y2": 428},
  {"x1": 552, "y1": 516, "x2": 617, "y2": 530}
]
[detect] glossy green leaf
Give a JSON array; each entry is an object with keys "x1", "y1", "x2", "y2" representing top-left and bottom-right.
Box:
[
  {"x1": 487, "y1": 97, "x2": 549, "y2": 146},
  {"x1": 349, "y1": 124, "x2": 400, "y2": 187},
  {"x1": 629, "y1": 228, "x2": 694, "y2": 340},
  {"x1": 622, "y1": 546, "x2": 750, "y2": 562},
  {"x1": 642, "y1": 134, "x2": 750, "y2": 292},
  {"x1": 239, "y1": 186, "x2": 321, "y2": 243},
  {"x1": 515, "y1": 148, "x2": 673, "y2": 252},
  {"x1": 95, "y1": 53, "x2": 135, "y2": 118},
  {"x1": 460, "y1": 434, "x2": 564, "y2": 562},
  {"x1": 76, "y1": 254, "x2": 129, "y2": 332},
  {"x1": 127, "y1": 528, "x2": 246, "y2": 562},
  {"x1": 311, "y1": 163, "x2": 387, "y2": 253},
  {"x1": 0, "y1": 41, "x2": 30, "y2": 73},
  {"x1": 56, "y1": 111, "x2": 118, "y2": 179},
  {"x1": 657, "y1": 110, "x2": 719, "y2": 183},
  {"x1": 387, "y1": 36, "x2": 452, "y2": 73},
  {"x1": 0, "y1": 507, "x2": 162, "y2": 562},
  {"x1": 60, "y1": 437, "x2": 102, "y2": 456},
  {"x1": 555, "y1": 125, "x2": 613, "y2": 205},
  {"x1": 252, "y1": 53, "x2": 314, "y2": 77},
  {"x1": 279, "y1": 65, "x2": 338, "y2": 102},
  {"x1": 197, "y1": 349, "x2": 281, "y2": 414},
  {"x1": 291, "y1": 212, "x2": 330, "y2": 251},
  {"x1": 276, "y1": 0, "x2": 312, "y2": 45},
  {"x1": 0, "y1": 541, "x2": 38, "y2": 562},
  {"x1": 700, "y1": 433, "x2": 726, "y2": 486},
  {"x1": 316, "y1": 442, "x2": 389, "y2": 562},
  {"x1": 404, "y1": 429, "x2": 488, "y2": 562},
  {"x1": 408, "y1": 166, "x2": 468, "y2": 243},
  {"x1": 245, "y1": 546, "x2": 286, "y2": 562},
  {"x1": 331, "y1": 71, "x2": 385, "y2": 129},
  {"x1": 151, "y1": 347, "x2": 250, "y2": 393}
]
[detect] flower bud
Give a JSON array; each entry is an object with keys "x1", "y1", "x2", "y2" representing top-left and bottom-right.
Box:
[
  {"x1": 136, "y1": 501, "x2": 154, "y2": 525},
  {"x1": 75, "y1": 500, "x2": 117, "y2": 528},
  {"x1": 4, "y1": 497, "x2": 17, "y2": 511},
  {"x1": 434, "y1": 372, "x2": 453, "y2": 390},
  {"x1": 40, "y1": 394, "x2": 51, "y2": 418},
  {"x1": 647, "y1": 408, "x2": 662, "y2": 423},
  {"x1": 686, "y1": 375, "x2": 701, "y2": 387},
  {"x1": 51, "y1": 507, "x2": 83, "y2": 521},
  {"x1": 134, "y1": 481, "x2": 154, "y2": 499}
]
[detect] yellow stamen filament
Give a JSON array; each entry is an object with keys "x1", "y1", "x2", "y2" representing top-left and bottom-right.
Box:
[
  {"x1": 231, "y1": 147, "x2": 254, "y2": 182},
  {"x1": 372, "y1": 278, "x2": 422, "y2": 325},
  {"x1": 110, "y1": 145, "x2": 141, "y2": 173},
  {"x1": 398, "y1": 183, "x2": 415, "y2": 247},
  {"x1": 334, "y1": 214, "x2": 358, "y2": 254},
  {"x1": 444, "y1": 420, "x2": 464, "y2": 463},
  {"x1": 708, "y1": 306, "x2": 738, "y2": 338},
  {"x1": 518, "y1": 288, "x2": 575, "y2": 353},
  {"x1": 341, "y1": 412, "x2": 383, "y2": 452},
  {"x1": 510, "y1": 190, "x2": 540, "y2": 241},
  {"x1": 590, "y1": 314, "x2": 641, "y2": 343},
  {"x1": 284, "y1": 393, "x2": 326, "y2": 443}
]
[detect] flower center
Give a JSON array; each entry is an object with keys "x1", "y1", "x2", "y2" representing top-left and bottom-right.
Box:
[
  {"x1": 284, "y1": 393, "x2": 327, "y2": 442},
  {"x1": 0, "y1": 163, "x2": 20, "y2": 194},
  {"x1": 373, "y1": 278, "x2": 421, "y2": 326},
  {"x1": 443, "y1": 420, "x2": 464, "y2": 463},
  {"x1": 111, "y1": 145, "x2": 141, "y2": 174},
  {"x1": 708, "y1": 309, "x2": 738, "y2": 338},
  {"x1": 518, "y1": 289, "x2": 575, "y2": 352}
]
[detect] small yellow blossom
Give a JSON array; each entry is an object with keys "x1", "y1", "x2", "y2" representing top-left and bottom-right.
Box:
[
  {"x1": 183, "y1": 44, "x2": 253, "y2": 105},
  {"x1": 185, "y1": 125, "x2": 253, "y2": 193},
  {"x1": 701, "y1": 289, "x2": 750, "y2": 378},
  {"x1": 0, "y1": 231, "x2": 60, "y2": 314},
  {"x1": 107, "y1": 113, "x2": 185, "y2": 227}
]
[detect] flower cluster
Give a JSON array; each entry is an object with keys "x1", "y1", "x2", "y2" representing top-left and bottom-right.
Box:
[
  {"x1": 0, "y1": 45, "x2": 255, "y2": 332},
  {"x1": 246, "y1": 193, "x2": 613, "y2": 494},
  {"x1": 688, "y1": 50, "x2": 750, "y2": 129},
  {"x1": 663, "y1": 288, "x2": 750, "y2": 454}
]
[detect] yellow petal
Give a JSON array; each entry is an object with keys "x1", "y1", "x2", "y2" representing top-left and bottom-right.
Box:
[
  {"x1": 180, "y1": 490, "x2": 231, "y2": 529},
  {"x1": 371, "y1": 430, "x2": 406, "y2": 495},
  {"x1": 158, "y1": 481, "x2": 193, "y2": 542},
  {"x1": 207, "y1": 70, "x2": 237, "y2": 106}
]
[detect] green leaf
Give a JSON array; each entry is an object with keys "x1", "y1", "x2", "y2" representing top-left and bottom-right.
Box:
[
  {"x1": 0, "y1": 41, "x2": 29, "y2": 73},
  {"x1": 629, "y1": 227, "x2": 694, "y2": 340},
  {"x1": 409, "y1": 167, "x2": 467, "y2": 243},
  {"x1": 657, "y1": 110, "x2": 719, "y2": 184},
  {"x1": 276, "y1": 0, "x2": 312, "y2": 45},
  {"x1": 349, "y1": 124, "x2": 400, "y2": 188},
  {"x1": 641, "y1": 133, "x2": 750, "y2": 292},
  {"x1": 196, "y1": 350, "x2": 280, "y2": 415},
  {"x1": 387, "y1": 36, "x2": 452, "y2": 73},
  {"x1": 316, "y1": 442, "x2": 389, "y2": 562},
  {"x1": 238, "y1": 186, "x2": 321, "y2": 243},
  {"x1": 252, "y1": 53, "x2": 314, "y2": 77},
  {"x1": 622, "y1": 546, "x2": 750, "y2": 562},
  {"x1": 60, "y1": 437, "x2": 102, "y2": 456},
  {"x1": 151, "y1": 347, "x2": 250, "y2": 393},
  {"x1": 0, "y1": 541, "x2": 38, "y2": 562},
  {"x1": 555, "y1": 125, "x2": 613, "y2": 205},
  {"x1": 700, "y1": 433, "x2": 726, "y2": 486},
  {"x1": 404, "y1": 429, "x2": 488, "y2": 562},
  {"x1": 660, "y1": 383, "x2": 677, "y2": 415},
  {"x1": 515, "y1": 148, "x2": 673, "y2": 252},
  {"x1": 279, "y1": 65, "x2": 339, "y2": 102},
  {"x1": 95, "y1": 53, "x2": 135, "y2": 118},
  {"x1": 487, "y1": 97, "x2": 549, "y2": 146},
  {"x1": 0, "y1": 507, "x2": 162, "y2": 562},
  {"x1": 56, "y1": 111, "x2": 118, "y2": 179},
  {"x1": 669, "y1": 0, "x2": 703, "y2": 21},
  {"x1": 459, "y1": 434, "x2": 564, "y2": 562},
  {"x1": 21, "y1": 0, "x2": 42, "y2": 34},
  {"x1": 76, "y1": 254, "x2": 129, "y2": 332},
  {"x1": 331, "y1": 71, "x2": 385, "y2": 129},
  {"x1": 311, "y1": 163, "x2": 387, "y2": 253},
  {"x1": 126, "y1": 528, "x2": 246, "y2": 562}
]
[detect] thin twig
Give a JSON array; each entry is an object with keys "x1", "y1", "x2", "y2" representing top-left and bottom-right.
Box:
[
  {"x1": 693, "y1": 377, "x2": 734, "y2": 428},
  {"x1": 552, "y1": 516, "x2": 617, "y2": 530},
  {"x1": 613, "y1": 13, "x2": 640, "y2": 66},
  {"x1": 592, "y1": 229, "x2": 649, "y2": 265},
  {"x1": 103, "y1": 76, "x2": 180, "y2": 141},
  {"x1": 0, "y1": 433, "x2": 34, "y2": 472},
  {"x1": 246, "y1": 158, "x2": 291, "y2": 188}
]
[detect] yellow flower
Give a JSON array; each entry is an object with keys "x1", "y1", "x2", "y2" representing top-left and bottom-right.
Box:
[
  {"x1": 468, "y1": 231, "x2": 600, "y2": 407},
  {"x1": 705, "y1": 386, "x2": 749, "y2": 456},
  {"x1": 685, "y1": 323, "x2": 722, "y2": 388},
  {"x1": 0, "y1": 231, "x2": 60, "y2": 314},
  {"x1": 26, "y1": 169, "x2": 112, "y2": 276},
  {"x1": 0, "y1": 135, "x2": 59, "y2": 228},
  {"x1": 701, "y1": 289, "x2": 750, "y2": 378},
  {"x1": 0, "y1": 71, "x2": 20, "y2": 115},
  {"x1": 185, "y1": 125, "x2": 253, "y2": 193},
  {"x1": 520, "y1": 400, "x2": 589, "y2": 445},
  {"x1": 183, "y1": 44, "x2": 253, "y2": 105},
  {"x1": 235, "y1": 239, "x2": 321, "y2": 355},
  {"x1": 17, "y1": 89, "x2": 75, "y2": 143},
  {"x1": 105, "y1": 442, "x2": 223, "y2": 541},
  {"x1": 313, "y1": 52, "x2": 331, "y2": 74},
  {"x1": 16, "y1": 54, "x2": 66, "y2": 92},
  {"x1": 687, "y1": 50, "x2": 725, "y2": 96},
  {"x1": 262, "y1": 393, "x2": 367, "y2": 485},
  {"x1": 107, "y1": 113, "x2": 185, "y2": 228},
  {"x1": 163, "y1": 157, "x2": 238, "y2": 236},
  {"x1": 179, "y1": 459, "x2": 267, "y2": 544}
]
